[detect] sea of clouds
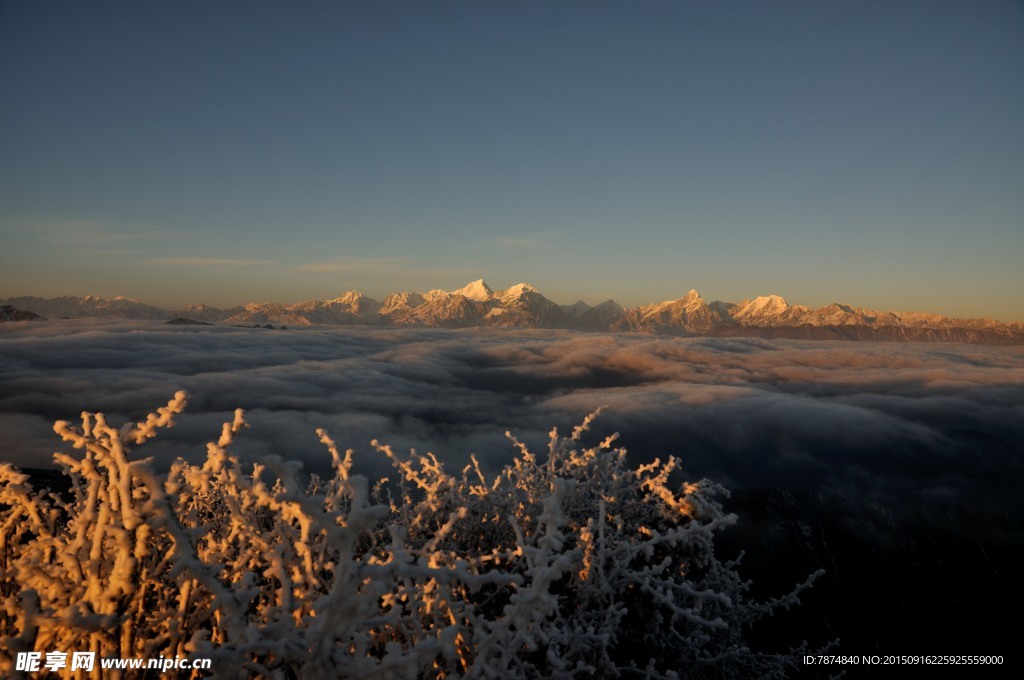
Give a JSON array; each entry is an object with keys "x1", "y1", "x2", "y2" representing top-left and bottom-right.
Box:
[{"x1": 2, "y1": 320, "x2": 1022, "y2": 513}]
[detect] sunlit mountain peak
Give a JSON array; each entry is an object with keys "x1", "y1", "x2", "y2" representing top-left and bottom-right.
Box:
[{"x1": 451, "y1": 279, "x2": 494, "y2": 301}]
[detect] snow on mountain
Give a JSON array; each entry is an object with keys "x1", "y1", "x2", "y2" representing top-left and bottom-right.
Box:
[
  {"x1": 380, "y1": 292, "x2": 427, "y2": 315},
  {"x1": 177, "y1": 303, "x2": 239, "y2": 323},
  {"x1": 410, "y1": 293, "x2": 484, "y2": 327},
  {"x1": 330, "y1": 290, "x2": 377, "y2": 309},
  {"x1": 451, "y1": 279, "x2": 494, "y2": 301},
  {"x1": 223, "y1": 303, "x2": 313, "y2": 326},
  {"x1": 380, "y1": 288, "x2": 482, "y2": 327},
  {"x1": 4, "y1": 286, "x2": 1021, "y2": 344},
  {"x1": 484, "y1": 283, "x2": 570, "y2": 328},
  {"x1": 799, "y1": 302, "x2": 871, "y2": 327},
  {"x1": 423, "y1": 289, "x2": 449, "y2": 301},
  {"x1": 496, "y1": 282, "x2": 537, "y2": 299},
  {"x1": 614, "y1": 290, "x2": 724, "y2": 334},
  {"x1": 730, "y1": 294, "x2": 788, "y2": 318},
  {"x1": 225, "y1": 292, "x2": 383, "y2": 326},
  {"x1": 0, "y1": 295, "x2": 170, "y2": 320},
  {"x1": 728, "y1": 295, "x2": 812, "y2": 327}
]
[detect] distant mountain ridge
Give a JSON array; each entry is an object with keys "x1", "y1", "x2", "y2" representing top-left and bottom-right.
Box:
[
  {"x1": 0, "y1": 305, "x2": 46, "y2": 322},
  {"x1": 3, "y1": 281, "x2": 1023, "y2": 344}
]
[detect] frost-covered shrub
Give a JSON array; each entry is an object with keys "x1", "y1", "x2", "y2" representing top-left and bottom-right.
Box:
[{"x1": 0, "y1": 393, "x2": 821, "y2": 679}]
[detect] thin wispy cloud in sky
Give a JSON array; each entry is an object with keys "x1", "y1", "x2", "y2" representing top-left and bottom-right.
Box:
[
  {"x1": 294, "y1": 257, "x2": 413, "y2": 273},
  {"x1": 147, "y1": 257, "x2": 275, "y2": 267},
  {"x1": 493, "y1": 228, "x2": 570, "y2": 251},
  {"x1": 14, "y1": 219, "x2": 192, "y2": 246},
  {"x1": 294, "y1": 259, "x2": 482, "y2": 285},
  {"x1": 0, "y1": 2, "x2": 1020, "y2": 316}
]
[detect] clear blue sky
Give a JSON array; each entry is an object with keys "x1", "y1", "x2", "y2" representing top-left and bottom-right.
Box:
[{"x1": 2, "y1": 1, "x2": 1022, "y2": 319}]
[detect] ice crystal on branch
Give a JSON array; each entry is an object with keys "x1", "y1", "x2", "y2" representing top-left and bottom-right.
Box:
[{"x1": 0, "y1": 393, "x2": 822, "y2": 679}]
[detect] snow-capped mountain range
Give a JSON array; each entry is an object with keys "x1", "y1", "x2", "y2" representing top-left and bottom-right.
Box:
[{"x1": 3, "y1": 281, "x2": 1023, "y2": 344}]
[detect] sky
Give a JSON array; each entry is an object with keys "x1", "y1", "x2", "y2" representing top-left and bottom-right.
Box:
[{"x1": 1, "y1": 0, "x2": 1022, "y2": 319}]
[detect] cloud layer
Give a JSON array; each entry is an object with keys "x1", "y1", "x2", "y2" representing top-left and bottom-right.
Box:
[{"x1": 2, "y1": 321, "x2": 1022, "y2": 513}]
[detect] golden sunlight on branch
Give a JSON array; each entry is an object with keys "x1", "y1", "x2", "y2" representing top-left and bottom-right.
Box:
[{"x1": 0, "y1": 393, "x2": 824, "y2": 679}]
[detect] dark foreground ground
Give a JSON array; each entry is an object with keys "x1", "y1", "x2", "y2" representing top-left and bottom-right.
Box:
[{"x1": 721, "y1": 490, "x2": 1021, "y2": 675}]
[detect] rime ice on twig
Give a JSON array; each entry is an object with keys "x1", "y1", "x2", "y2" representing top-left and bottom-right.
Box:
[{"x1": 0, "y1": 394, "x2": 825, "y2": 679}]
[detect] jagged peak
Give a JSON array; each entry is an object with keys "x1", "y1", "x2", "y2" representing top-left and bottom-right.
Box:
[
  {"x1": 331, "y1": 290, "x2": 366, "y2": 305},
  {"x1": 382, "y1": 291, "x2": 426, "y2": 310},
  {"x1": 451, "y1": 279, "x2": 494, "y2": 301},
  {"x1": 498, "y1": 282, "x2": 538, "y2": 298},
  {"x1": 422, "y1": 288, "x2": 449, "y2": 301},
  {"x1": 671, "y1": 289, "x2": 705, "y2": 306},
  {"x1": 643, "y1": 290, "x2": 703, "y2": 309},
  {"x1": 384, "y1": 291, "x2": 424, "y2": 301},
  {"x1": 745, "y1": 294, "x2": 790, "y2": 309},
  {"x1": 13, "y1": 287, "x2": 1019, "y2": 335}
]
